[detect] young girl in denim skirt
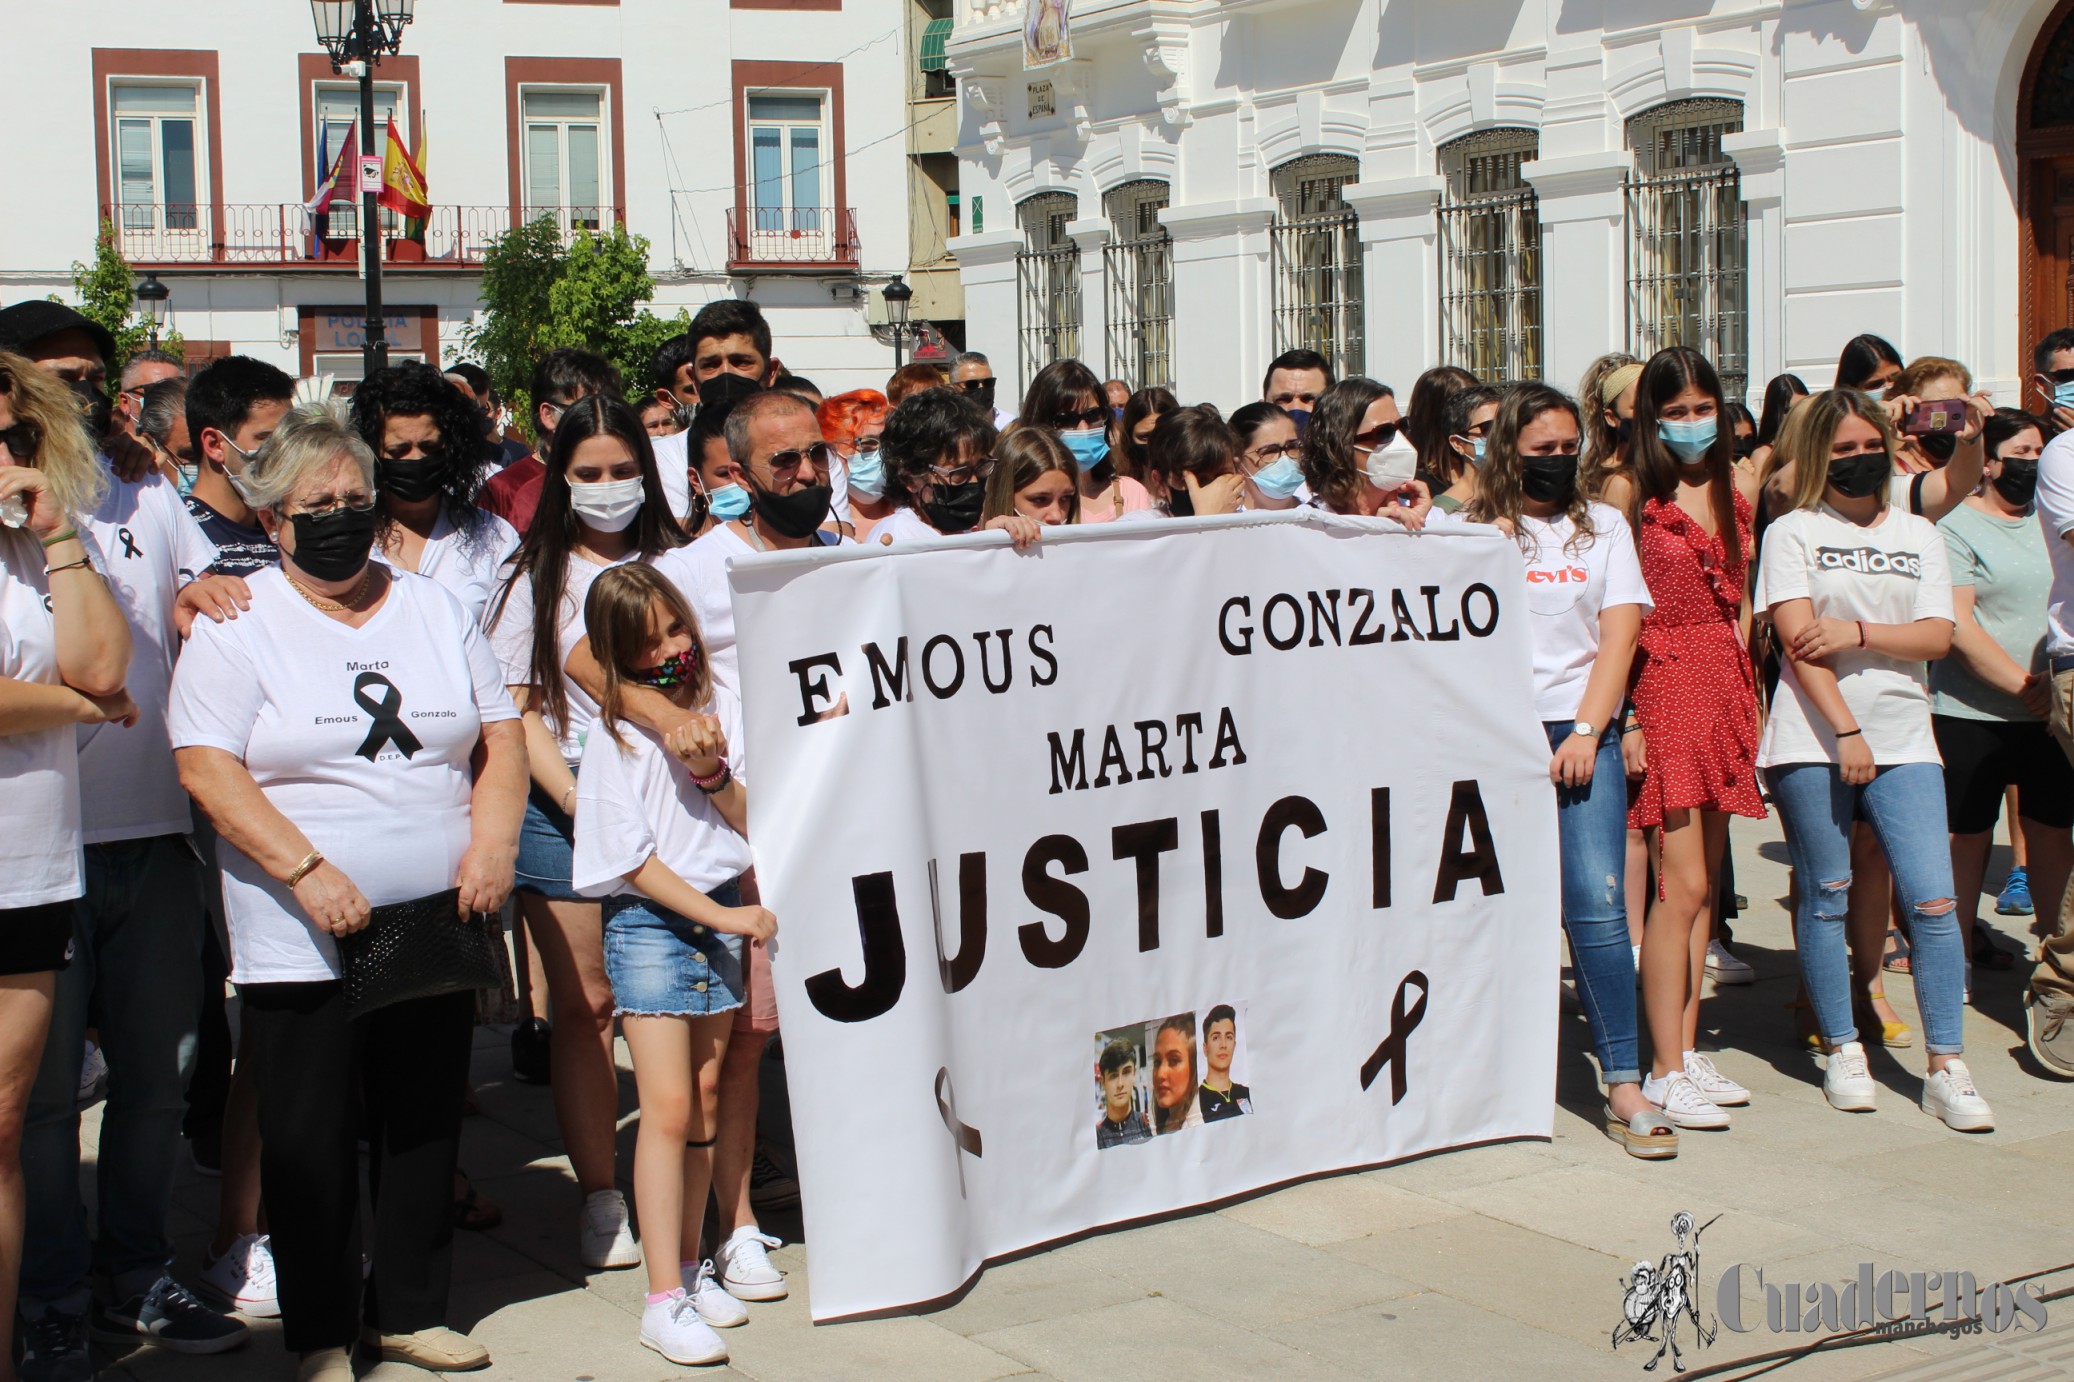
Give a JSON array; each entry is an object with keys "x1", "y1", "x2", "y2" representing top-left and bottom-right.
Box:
[{"x1": 569, "y1": 564, "x2": 778, "y2": 1367}]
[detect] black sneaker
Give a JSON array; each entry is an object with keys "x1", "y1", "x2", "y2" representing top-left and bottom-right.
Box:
[
  {"x1": 19, "y1": 1305, "x2": 92, "y2": 1382},
  {"x1": 93, "y1": 1276, "x2": 248, "y2": 1354},
  {"x1": 748, "y1": 1146, "x2": 800, "y2": 1211}
]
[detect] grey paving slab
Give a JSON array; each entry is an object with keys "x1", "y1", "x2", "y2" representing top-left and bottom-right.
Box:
[
  {"x1": 922, "y1": 1244, "x2": 1155, "y2": 1338},
  {"x1": 1215, "y1": 1169, "x2": 1468, "y2": 1247},
  {"x1": 978, "y1": 1294, "x2": 1367, "y2": 1382},
  {"x1": 1259, "y1": 1290, "x2": 1613, "y2": 1380}
]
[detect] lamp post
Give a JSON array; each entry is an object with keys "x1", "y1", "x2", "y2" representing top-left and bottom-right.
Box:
[
  {"x1": 882, "y1": 276, "x2": 914, "y2": 370},
  {"x1": 135, "y1": 273, "x2": 170, "y2": 349},
  {"x1": 310, "y1": 0, "x2": 416, "y2": 379}
]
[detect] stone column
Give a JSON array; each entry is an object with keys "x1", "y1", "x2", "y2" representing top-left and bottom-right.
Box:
[
  {"x1": 948, "y1": 229, "x2": 1030, "y2": 402},
  {"x1": 1159, "y1": 198, "x2": 1278, "y2": 405},
  {"x1": 1521, "y1": 151, "x2": 1631, "y2": 393},
  {"x1": 1342, "y1": 175, "x2": 1445, "y2": 391}
]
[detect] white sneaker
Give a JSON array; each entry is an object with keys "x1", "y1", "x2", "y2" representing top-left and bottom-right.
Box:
[
  {"x1": 1642, "y1": 1072, "x2": 1731, "y2": 1130},
  {"x1": 77, "y1": 1040, "x2": 108, "y2": 1106},
  {"x1": 199, "y1": 1233, "x2": 280, "y2": 1317},
  {"x1": 639, "y1": 1290, "x2": 727, "y2": 1366},
  {"x1": 1705, "y1": 940, "x2": 1755, "y2": 985},
  {"x1": 1822, "y1": 1041, "x2": 1877, "y2": 1112},
  {"x1": 683, "y1": 1259, "x2": 749, "y2": 1328},
  {"x1": 1683, "y1": 1051, "x2": 1751, "y2": 1107},
  {"x1": 717, "y1": 1227, "x2": 787, "y2": 1301},
  {"x1": 1923, "y1": 1059, "x2": 1994, "y2": 1132},
  {"x1": 580, "y1": 1189, "x2": 642, "y2": 1271}
]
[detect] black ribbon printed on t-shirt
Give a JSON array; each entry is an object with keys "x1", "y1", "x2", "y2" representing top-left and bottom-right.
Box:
[
  {"x1": 116, "y1": 527, "x2": 141, "y2": 559},
  {"x1": 352, "y1": 672, "x2": 423, "y2": 762},
  {"x1": 1359, "y1": 970, "x2": 1430, "y2": 1105}
]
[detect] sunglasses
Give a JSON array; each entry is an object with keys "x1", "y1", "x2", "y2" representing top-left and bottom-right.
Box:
[
  {"x1": 1050, "y1": 407, "x2": 1110, "y2": 430},
  {"x1": 930, "y1": 457, "x2": 997, "y2": 487},
  {"x1": 1351, "y1": 423, "x2": 1401, "y2": 453},
  {"x1": 0, "y1": 421, "x2": 42, "y2": 461},
  {"x1": 764, "y1": 441, "x2": 839, "y2": 474},
  {"x1": 957, "y1": 378, "x2": 995, "y2": 394}
]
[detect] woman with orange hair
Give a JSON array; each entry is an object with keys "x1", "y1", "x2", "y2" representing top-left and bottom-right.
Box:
[{"x1": 817, "y1": 389, "x2": 891, "y2": 541}]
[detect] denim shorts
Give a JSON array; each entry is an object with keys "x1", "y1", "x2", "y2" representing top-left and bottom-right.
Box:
[
  {"x1": 515, "y1": 783, "x2": 582, "y2": 902},
  {"x1": 602, "y1": 878, "x2": 746, "y2": 1017}
]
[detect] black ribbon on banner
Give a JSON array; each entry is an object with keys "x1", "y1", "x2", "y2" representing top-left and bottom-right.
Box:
[
  {"x1": 934, "y1": 1066, "x2": 982, "y2": 1197},
  {"x1": 352, "y1": 672, "x2": 423, "y2": 763},
  {"x1": 116, "y1": 526, "x2": 140, "y2": 559},
  {"x1": 1359, "y1": 970, "x2": 1430, "y2": 1105}
]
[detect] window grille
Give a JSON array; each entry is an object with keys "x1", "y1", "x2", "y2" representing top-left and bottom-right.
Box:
[
  {"x1": 1624, "y1": 99, "x2": 1748, "y2": 399},
  {"x1": 1437, "y1": 129, "x2": 1541, "y2": 383},
  {"x1": 1016, "y1": 192, "x2": 1083, "y2": 382},
  {"x1": 1101, "y1": 180, "x2": 1173, "y2": 391},
  {"x1": 1270, "y1": 155, "x2": 1364, "y2": 378}
]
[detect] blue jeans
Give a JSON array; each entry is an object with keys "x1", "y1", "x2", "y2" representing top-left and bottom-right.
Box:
[
  {"x1": 22, "y1": 835, "x2": 207, "y2": 1305},
  {"x1": 1545, "y1": 722, "x2": 1641, "y2": 1086},
  {"x1": 1765, "y1": 762, "x2": 1965, "y2": 1055}
]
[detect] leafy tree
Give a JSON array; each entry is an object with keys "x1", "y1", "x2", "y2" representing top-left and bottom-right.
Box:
[
  {"x1": 460, "y1": 216, "x2": 688, "y2": 431},
  {"x1": 69, "y1": 221, "x2": 184, "y2": 376}
]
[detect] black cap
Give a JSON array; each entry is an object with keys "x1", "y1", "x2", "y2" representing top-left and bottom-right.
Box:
[{"x1": 0, "y1": 301, "x2": 117, "y2": 367}]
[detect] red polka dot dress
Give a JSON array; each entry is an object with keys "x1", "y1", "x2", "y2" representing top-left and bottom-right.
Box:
[{"x1": 1627, "y1": 490, "x2": 1766, "y2": 829}]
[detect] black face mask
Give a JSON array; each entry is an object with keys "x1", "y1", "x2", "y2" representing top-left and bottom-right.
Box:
[
  {"x1": 1826, "y1": 451, "x2": 1890, "y2": 500},
  {"x1": 1734, "y1": 435, "x2": 1758, "y2": 459},
  {"x1": 962, "y1": 380, "x2": 996, "y2": 412},
  {"x1": 286, "y1": 505, "x2": 378, "y2": 582},
  {"x1": 1520, "y1": 454, "x2": 1579, "y2": 506},
  {"x1": 1613, "y1": 417, "x2": 1634, "y2": 447},
  {"x1": 1993, "y1": 457, "x2": 2039, "y2": 508},
  {"x1": 70, "y1": 378, "x2": 111, "y2": 438},
  {"x1": 1919, "y1": 431, "x2": 1958, "y2": 464},
  {"x1": 378, "y1": 453, "x2": 447, "y2": 505},
  {"x1": 921, "y1": 480, "x2": 987, "y2": 534},
  {"x1": 749, "y1": 480, "x2": 832, "y2": 539}
]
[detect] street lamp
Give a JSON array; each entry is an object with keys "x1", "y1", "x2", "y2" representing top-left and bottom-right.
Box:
[
  {"x1": 882, "y1": 277, "x2": 914, "y2": 369},
  {"x1": 310, "y1": 0, "x2": 417, "y2": 379},
  {"x1": 134, "y1": 273, "x2": 170, "y2": 349}
]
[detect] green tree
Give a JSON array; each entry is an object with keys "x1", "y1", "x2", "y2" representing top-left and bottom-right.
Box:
[
  {"x1": 69, "y1": 221, "x2": 184, "y2": 375},
  {"x1": 461, "y1": 217, "x2": 688, "y2": 432}
]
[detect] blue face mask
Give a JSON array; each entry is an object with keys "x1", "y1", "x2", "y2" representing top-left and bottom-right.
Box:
[
  {"x1": 846, "y1": 449, "x2": 886, "y2": 501},
  {"x1": 707, "y1": 483, "x2": 752, "y2": 521},
  {"x1": 1659, "y1": 416, "x2": 1718, "y2": 462},
  {"x1": 1286, "y1": 408, "x2": 1312, "y2": 436},
  {"x1": 2054, "y1": 381, "x2": 2074, "y2": 413},
  {"x1": 1458, "y1": 436, "x2": 1488, "y2": 468},
  {"x1": 1249, "y1": 455, "x2": 1306, "y2": 501},
  {"x1": 1060, "y1": 428, "x2": 1111, "y2": 472}
]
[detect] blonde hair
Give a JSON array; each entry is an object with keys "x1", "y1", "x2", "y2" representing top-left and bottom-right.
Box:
[
  {"x1": 244, "y1": 402, "x2": 375, "y2": 511},
  {"x1": 1776, "y1": 389, "x2": 1899, "y2": 512},
  {"x1": 983, "y1": 424, "x2": 1080, "y2": 523},
  {"x1": 1577, "y1": 351, "x2": 1639, "y2": 497},
  {"x1": 1885, "y1": 356, "x2": 1972, "y2": 401},
  {"x1": 0, "y1": 350, "x2": 107, "y2": 521},
  {"x1": 584, "y1": 565, "x2": 714, "y2": 749}
]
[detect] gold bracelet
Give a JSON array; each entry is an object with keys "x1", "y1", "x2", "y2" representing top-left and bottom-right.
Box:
[{"x1": 284, "y1": 851, "x2": 324, "y2": 888}]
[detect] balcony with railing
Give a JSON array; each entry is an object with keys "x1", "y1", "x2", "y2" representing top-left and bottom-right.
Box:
[
  {"x1": 103, "y1": 203, "x2": 623, "y2": 269},
  {"x1": 725, "y1": 206, "x2": 860, "y2": 272}
]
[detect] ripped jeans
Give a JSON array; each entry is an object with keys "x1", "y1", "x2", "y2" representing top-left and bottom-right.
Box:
[
  {"x1": 1765, "y1": 761, "x2": 1965, "y2": 1055},
  {"x1": 1546, "y1": 722, "x2": 1640, "y2": 1085}
]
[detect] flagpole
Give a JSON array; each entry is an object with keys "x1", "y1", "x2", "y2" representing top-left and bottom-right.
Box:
[{"x1": 355, "y1": 0, "x2": 389, "y2": 377}]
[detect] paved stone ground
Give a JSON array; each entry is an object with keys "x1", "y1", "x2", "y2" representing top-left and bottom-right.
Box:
[{"x1": 80, "y1": 821, "x2": 2074, "y2": 1381}]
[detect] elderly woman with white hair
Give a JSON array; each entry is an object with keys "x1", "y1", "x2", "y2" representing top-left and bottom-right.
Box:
[{"x1": 168, "y1": 404, "x2": 527, "y2": 1381}]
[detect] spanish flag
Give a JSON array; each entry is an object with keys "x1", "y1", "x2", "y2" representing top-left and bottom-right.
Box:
[{"x1": 377, "y1": 116, "x2": 429, "y2": 224}]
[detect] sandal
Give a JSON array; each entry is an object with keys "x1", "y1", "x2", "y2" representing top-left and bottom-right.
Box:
[
  {"x1": 1971, "y1": 923, "x2": 2017, "y2": 972},
  {"x1": 452, "y1": 1173, "x2": 503, "y2": 1232},
  {"x1": 1605, "y1": 1104, "x2": 1679, "y2": 1160},
  {"x1": 1881, "y1": 927, "x2": 1913, "y2": 976},
  {"x1": 1857, "y1": 991, "x2": 1914, "y2": 1049},
  {"x1": 1788, "y1": 996, "x2": 1822, "y2": 1053}
]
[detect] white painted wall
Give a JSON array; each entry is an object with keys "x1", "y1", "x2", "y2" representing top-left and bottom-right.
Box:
[
  {"x1": 0, "y1": 0, "x2": 920, "y2": 393},
  {"x1": 949, "y1": 0, "x2": 2064, "y2": 410}
]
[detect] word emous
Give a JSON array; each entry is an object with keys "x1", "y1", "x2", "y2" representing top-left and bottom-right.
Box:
[
  {"x1": 785, "y1": 626, "x2": 1058, "y2": 726},
  {"x1": 803, "y1": 782, "x2": 1506, "y2": 1023}
]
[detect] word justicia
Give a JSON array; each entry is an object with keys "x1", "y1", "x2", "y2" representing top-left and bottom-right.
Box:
[{"x1": 1714, "y1": 1262, "x2": 2048, "y2": 1335}]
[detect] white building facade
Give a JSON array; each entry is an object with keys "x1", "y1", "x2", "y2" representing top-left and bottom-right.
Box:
[
  {"x1": 947, "y1": 0, "x2": 2074, "y2": 412},
  {"x1": 0, "y1": 0, "x2": 944, "y2": 393}
]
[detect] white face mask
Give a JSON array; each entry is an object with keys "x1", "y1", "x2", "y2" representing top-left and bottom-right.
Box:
[
  {"x1": 1362, "y1": 429, "x2": 1418, "y2": 491},
  {"x1": 570, "y1": 477, "x2": 644, "y2": 532}
]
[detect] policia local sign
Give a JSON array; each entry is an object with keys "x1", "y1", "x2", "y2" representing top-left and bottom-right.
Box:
[{"x1": 730, "y1": 513, "x2": 1561, "y2": 1320}]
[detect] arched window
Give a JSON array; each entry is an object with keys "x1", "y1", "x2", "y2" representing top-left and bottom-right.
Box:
[
  {"x1": 1437, "y1": 128, "x2": 1542, "y2": 382},
  {"x1": 1016, "y1": 191, "x2": 1082, "y2": 384},
  {"x1": 1269, "y1": 155, "x2": 1364, "y2": 377},
  {"x1": 1624, "y1": 98, "x2": 1748, "y2": 398},
  {"x1": 1101, "y1": 180, "x2": 1173, "y2": 391}
]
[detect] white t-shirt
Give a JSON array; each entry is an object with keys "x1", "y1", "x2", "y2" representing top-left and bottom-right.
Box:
[
  {"x1": 0, "y1": 533, "x2": 91, "y2": 908},
  {"x1": 866, "y1": 507, "x2": 944, "y2": 545},
  {"x1": 167, "y1": 568, "x2": 518, "y2": 982},
  {"x1": 77, "y1": 472, "x2": 219, "y2": 843},
  {"x1": 486, "y1": 550, "x2": 643, "y2": 763},
  {"x1": 2036, "y1": 428, "x2": 2074, "y2": 657},
  {"x1": 571, "y1": 685, "x2": 753, "y2": 898},
  {"x1": 655, "y1": 427, "x2": 852, "y2": 527},
  {"x1": 371, "y1": 511, "x2": 521, "y2": 626},
  {"x1": 1755, "y1": 504, "x2": 1955, "y2": 767},
  {"x1": 1514, "y1": 503, "x2": 1652, "y2": 722},
  {"x1": 650, "y1": 523, "x2": 847, "y2": 697}
]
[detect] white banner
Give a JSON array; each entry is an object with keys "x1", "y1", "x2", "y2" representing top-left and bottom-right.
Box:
[{"x1": 729, "y1": 513, "x2": 1560, "y2": 1321}]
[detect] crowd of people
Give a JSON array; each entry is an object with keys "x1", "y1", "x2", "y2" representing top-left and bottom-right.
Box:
[{"x1": 2, "y1": 284, "x2": 2073, "y2": 1379}]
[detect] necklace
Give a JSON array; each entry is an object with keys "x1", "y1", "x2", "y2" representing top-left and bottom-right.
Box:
[{"x1": 286, "y1": 566, "x2": 372, "y2": 612}]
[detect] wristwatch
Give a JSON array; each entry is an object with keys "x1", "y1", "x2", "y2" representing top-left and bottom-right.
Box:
[{"x1": 1573, "y1": 721, "x2": 1596, "y2": 739}]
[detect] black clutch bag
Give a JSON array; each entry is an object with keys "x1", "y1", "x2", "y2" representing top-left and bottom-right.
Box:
[{"x1": 337, "y1": 888, "x2": 503, "y2": 1019}]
